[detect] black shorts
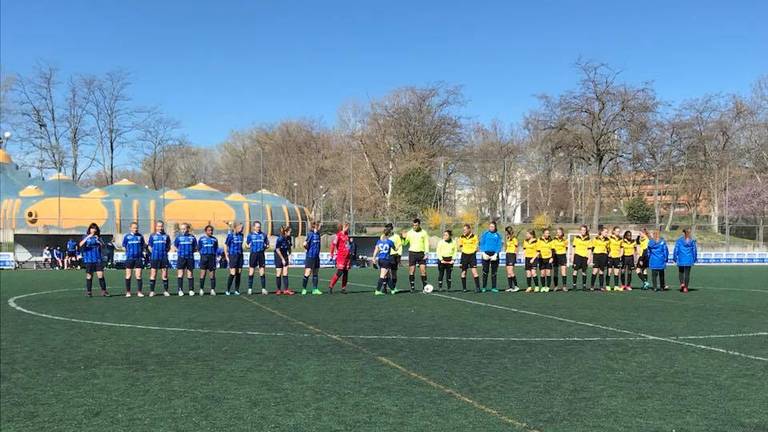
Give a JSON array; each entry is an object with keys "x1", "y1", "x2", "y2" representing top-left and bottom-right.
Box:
[
  {"x1": 150, "y1": 257, "x2": 169, "y2": 269},
  {"x1": 125, "y1": 257, "x2": 143, "y2": 269},
  {"x1": 67, "y1": 251, "x2": 77, "y2": 258},
  {"x1": 460, "y1": 253, "x2": 477, "y2": 270},
  {"x1": 249, "y1": 251, "x2": 266, "y2": 268},
  {"x1": 177, "y1": 256, "x2": 195, "y2": 271},
  {"x1": 438, "y1": 262, "x2": 453, "y2": 271},
  {"x1": 608, "y1": 257, "x2": 622, "y2": 269},
  {"x1": 538, "y1": 258, "x2": 553, "y2": 270},
  {"x1": 84, "y1": 262, "x2": 104, "y2": 273},
  {"x1": 199, "y1": 255, "x2": 217, "y2": 271},
  {"x1": 554, "y1": 253, "x2": 568, "y2": 266},
  {"x1": 622, "y1": 255, "x2": 635, "y2": 268},
  {"x1": 305, "y1": 256, "x2": 320, "y2": 270},
  {"x1": 228, "y1": 254, "x2": 244, "y2": 269},
  {"x1": 505, "y1": 253, "x2": 517, "y2": 266},
  {"x1": 274, "y1": 253, "x2": 289, "y2": 268},
  {"x1": 389, "y1": 254, "x2": 401, "y2": 271},
  {"x1": 593, "y1": 253, "x2": 608, "y2": 269},
  {"x1": 524, "y1": 257, "x2": 537, "y2": 270},
  {"x1": 636, "y1": 252, "x2": 648, "y2": 269},
  {"x1": 377, "y1": 258, "x2": 391, "y2": 269},
  {"x1": 408, "y1": 252, "x2": 426, "y2": 266},
  {"x1": 573, "y1": 255, "x2": 589, "y2": 271}
]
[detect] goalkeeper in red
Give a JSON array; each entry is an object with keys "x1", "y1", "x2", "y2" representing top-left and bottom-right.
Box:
[{"x1": 328, "y1": 222, "x2": 351, "y2": 294}]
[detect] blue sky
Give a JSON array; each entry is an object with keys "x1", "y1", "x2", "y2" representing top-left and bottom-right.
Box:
[{"x1": 2, "y1": 0, "x2": 766, "y2": 146}]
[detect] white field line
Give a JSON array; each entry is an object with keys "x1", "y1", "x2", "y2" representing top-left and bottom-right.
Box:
[
  {"x1": 7, "y1": 289, "x2": 309, "y2": 337},
  {"x1": 7, "y1": 289, "x2": 766, "y2": 344},
  {"x1": 432, "y1": 294, "x2": 768, "y2": 362},
  {"x1": 238, "y1": 295, "x2": 541, "y2": 432},
  {"x1": 699, "y1": 287, "x2": 767, "y2": 293}
]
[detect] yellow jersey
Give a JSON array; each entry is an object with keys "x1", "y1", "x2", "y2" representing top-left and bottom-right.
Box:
[
  {"x1": 537, "y1": 237, "x2": 555, "y2": 260},
  {"x1": 572, "y1": 235, "x2": 592, "y2": 257},
  {"x1": 592, "y1": 236, "x2": 609, "y2": 254},
  {"x1": 621, "y1": 239, "x2": 636, "y2": 256},
  {"x1": 388, "y1": 234, "x2": 403, "y2": 256},
  {"x1": 458, "y1": 233, "x2": 478, "y2": 254},
  {"x1": 552, "y1": 237, "x2": 568, "y2": 255},
  {"x1": 523, "y1": 239, "x2": 538, "y2": 258},
  {"x1": 404, "y1": 229, "x2": 429, "y2": 253},
  {"x1": 638, "y1": 236, "x2": 649, "y2": 253},
  {"x1": 608, "y1": 235, "x2": 623, "y2": 258},
  {"x1": 436, "y1": 239, "x2": 457, "y2": 259},
  {"x1": 505, "y1": 237, "x2": 518, "y2": 254}
]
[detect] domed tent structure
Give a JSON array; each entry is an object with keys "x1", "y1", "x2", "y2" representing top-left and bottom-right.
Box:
[
  {"x1": 0, "y1": 149, "x2": 312, "y2": 261},
  {"x1": 246, "y1": 189, "x2": 313, "y2": 237}
]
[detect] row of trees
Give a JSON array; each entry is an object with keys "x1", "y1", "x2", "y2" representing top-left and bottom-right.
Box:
[
  {"x1": 3, "y1": 61, "x2": 767, "y2": 242},
  {"x1": 2, "y1": 63, "x2": 185, "y2": 187}
]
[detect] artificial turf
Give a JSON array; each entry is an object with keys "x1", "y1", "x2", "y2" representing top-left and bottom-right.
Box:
[{"x1": 1, "y1": 265, "x2": 766, "y2": 432}]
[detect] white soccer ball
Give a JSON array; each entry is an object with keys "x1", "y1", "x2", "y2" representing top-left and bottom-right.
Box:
[{"x1": 423, "y1": 284, "x2": 434, "y2": 294}]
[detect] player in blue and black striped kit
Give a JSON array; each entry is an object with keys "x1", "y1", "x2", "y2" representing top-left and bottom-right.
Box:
[
  {"x1": 246, "y1": 221, "x2": 269, "y2": 295},
  {"x1": 148, "y1": 221, "x2": 172, "y2": 297},
  {"x1": 372, "y1": 229, "x2": 396, "y2": 295},
  {"x1": 302, "y1": 221, "x2": 323, "y2": 295},
  {"x1": 122, "y1": 221, "x2": 146, "y2": 297},
  {"x1": 198, "y1": 225, "x2": 219, "y2": 295},
  {"x1": 65, "y1": 238, "x2": 78, "y2": 269},
  {"x1": 174, "y1": 223, "x2": 197, "y2": 296},
  {"x1": 79, "y1": 223, "x2": 109, "y2": 297},
  {"x1": 274, "y1": 225, "x2": 294, "y2": 295},
  {"x1": 225, "y1": 222, "x2": 245, "y2": 295}
]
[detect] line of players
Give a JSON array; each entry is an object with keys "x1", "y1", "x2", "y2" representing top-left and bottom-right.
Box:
[
  {"x1": 79, "y1": 219, "x2": 334, "y2": 297},
  {"x1": 369, "y1": 219, "x2": 699, "y2": 295},
  {"x1": 77, "y1": 218, "x2": 698, "y2": 297}
]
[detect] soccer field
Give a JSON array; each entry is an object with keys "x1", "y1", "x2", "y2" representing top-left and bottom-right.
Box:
[{"x1": 1, "y1": 266, "x2": 766, "y2": 432}]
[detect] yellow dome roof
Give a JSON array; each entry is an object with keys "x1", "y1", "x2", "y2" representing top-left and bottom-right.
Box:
[
  {"x1": 47, "y1": 172, "x2": 71, "y2": 181},
  {"x1": 160, "y1": 189, "x2": 185, "y2": 200},
  {"x1": 113, "y1": 178, "x2": 136, "y2": 186},
  {"x1": 80, "y1": 188, "x2": 109, "y2": 198},
  {"x1": 0, "y1": 149, "x2": 12, "y2": 164},
  {"x1": 225, "y1": 193, "x2": 248, "y2": 201},
  {"x1": 257, "y1": 188, "x2": 279, "y2": 196},
  {"x1": 18, "y1": 185, "x2": 44, "y2": 197},
  {"x1": 187, "y1": 182, "x2": 219, "y2": 192}
]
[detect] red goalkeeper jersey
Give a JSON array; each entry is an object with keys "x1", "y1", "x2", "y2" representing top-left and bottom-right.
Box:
[{"x1": 330, "y1": 231, "x2": 350, "y2": 258}]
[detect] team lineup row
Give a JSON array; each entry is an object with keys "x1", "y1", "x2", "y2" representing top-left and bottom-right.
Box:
[{"x1": 75, "y1": 218, "x2": 699, "y2": 297}]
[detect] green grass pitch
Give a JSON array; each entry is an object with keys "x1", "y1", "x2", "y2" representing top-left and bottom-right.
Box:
[{"x1": 1, "y1": 265, "x2": 767, "y2": 432}]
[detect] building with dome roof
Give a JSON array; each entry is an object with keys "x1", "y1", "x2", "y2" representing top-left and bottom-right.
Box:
[{"x1": 0, "y1": 148, "x2": 312, "y2": 261}]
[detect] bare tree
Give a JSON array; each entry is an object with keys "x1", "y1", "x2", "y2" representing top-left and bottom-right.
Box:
[
  {"x1": 65, "y1": 76, "x2": 97, "y2": 181},
  {"x1": 0, "y1": 70, "x2": 15, "y2": 142},
  {"x1": 352, "y1": 84, "x2": 466, "y2": 220},
  {"x1": 635, "y1": 117, "x2": 681, "y2": 225},
  {"x1": 13, "y1": 63, "x2": 67, "y2": 174},
  {"x1": 170, "y1": 143, "x2": 219, "y2": 188},
  {"x1": 677, "y1": 95, "x2": 746, "y2": 232},
  {"x1": 136, "y1": 111, "x2": 181, "y2": 189},
  {"x1": 90, "y1": 70, "x2": 136, "y2": 185},
  {"x1": 534, "y1": 61, "x2": 657, "y2": 228}
]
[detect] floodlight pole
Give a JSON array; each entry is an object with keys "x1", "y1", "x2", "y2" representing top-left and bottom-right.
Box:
[
  {"x1": 439, "y1": 157, "x2": 445, "y2": 235},
  {"x1": 349, "y1": 149, "x2": 354, "y2": 235},
  {"x1": 0, "y1": 131, "x2": 11, "y2": 149},
  {"x1": 260, "y1": 147, "x2": 264, "y2": 223},
  {"x1": 501, "y1": 158, "x2": 507, "y2": 223},
  {"x1": 161, "y1": 141, "x2": 165, "y2": 221},
  {"x1": 58, "y1": 168, "x2": 61, "y2": 228}
]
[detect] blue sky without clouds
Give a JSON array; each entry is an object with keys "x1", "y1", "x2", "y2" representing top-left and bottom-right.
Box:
[{"x1": 1, "y1": 0, "x2": 766, "y2": 146}]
